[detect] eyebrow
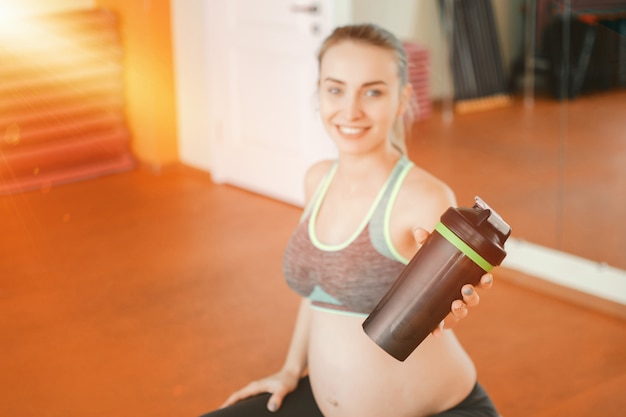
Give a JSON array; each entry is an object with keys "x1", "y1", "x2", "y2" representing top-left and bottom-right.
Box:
[{"x1": 323, "y1": 77, "x2": 388, "y2": 87}]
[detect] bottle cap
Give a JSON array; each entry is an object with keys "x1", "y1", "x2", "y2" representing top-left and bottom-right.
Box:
[{"x1": 439, "y1": 196, "x2": 511, "y2": 267}]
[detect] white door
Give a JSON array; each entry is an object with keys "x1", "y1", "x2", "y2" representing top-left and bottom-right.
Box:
[{"x1": 206, "y1": 0, "x2": 338, "y2": 206}]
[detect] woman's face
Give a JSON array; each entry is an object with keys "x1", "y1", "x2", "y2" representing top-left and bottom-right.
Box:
[{"x1": 318, "y1": 41, "x2": 410, "y2": 156}]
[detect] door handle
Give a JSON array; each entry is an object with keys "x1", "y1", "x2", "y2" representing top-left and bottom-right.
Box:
[{"x1": 290, "y1": 4, "x2": 319, "y2": 14}]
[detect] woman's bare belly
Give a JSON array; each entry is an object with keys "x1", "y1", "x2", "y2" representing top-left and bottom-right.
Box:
[{"x1": 307, "y1": 308, "x2": 477, "y2": 417}]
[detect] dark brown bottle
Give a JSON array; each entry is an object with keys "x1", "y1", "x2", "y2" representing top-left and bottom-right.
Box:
[{"x1": 362, "y1": 196, "x2": 511, "y2": 361}]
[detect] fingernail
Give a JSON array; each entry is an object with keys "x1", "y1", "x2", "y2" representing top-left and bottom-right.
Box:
[
  {"x1": 268, "y1": 403, "x2": 277, "y2": 412},
  {"x1": 463, "y1": 287, "x2": 473, "y2": 296},
  {"x1": 484, "y1": 275, "x2": 493, "y2": 284}
]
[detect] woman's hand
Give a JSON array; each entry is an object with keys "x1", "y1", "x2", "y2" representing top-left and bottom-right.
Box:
[
  {"x1": 220, "y1": 368, "x2": 301, "y2": 412},
  {"x1": 431, "y1": 272, "x2": 494, "y2": 337},
  {"x1": 412, "y1": 228, "x2": 495, "y2": 337}
]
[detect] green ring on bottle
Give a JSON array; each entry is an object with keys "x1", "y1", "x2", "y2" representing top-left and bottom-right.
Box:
[{"x1": 435, "y1": 222, "x2": 494, "y2": 272}]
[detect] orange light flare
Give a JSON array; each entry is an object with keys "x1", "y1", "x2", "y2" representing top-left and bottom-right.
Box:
[
  {"x1": 0, "y1": 10, "x2": 123, "y2": 106},
  {"x1": 0, "y1": 7, "x2": 127, "y2": 194}
]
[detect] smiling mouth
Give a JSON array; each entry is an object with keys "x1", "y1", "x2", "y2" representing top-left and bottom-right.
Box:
[{"x1": 337, "y1": 126, "x2": 367, "y2": 136}]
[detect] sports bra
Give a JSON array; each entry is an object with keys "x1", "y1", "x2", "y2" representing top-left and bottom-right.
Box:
[{"x1": 282, "y1": 156, "x2": 414, "y2": 316}]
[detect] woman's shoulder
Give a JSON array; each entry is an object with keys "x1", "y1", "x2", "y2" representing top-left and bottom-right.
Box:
[
  {"x1": 304, "y1": 159, "x2": 336, "y2": 202},
  {"x1": 403, "y1": 162, "x2": 455, "y2": 199},
  {"x1": 397, "y1": 161, "x2": 457, "y2": 230}
]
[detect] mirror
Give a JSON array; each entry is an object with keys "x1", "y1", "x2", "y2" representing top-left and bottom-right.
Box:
[{"x1": 354, "y1": 0, "x2": 625, "y2": 273}]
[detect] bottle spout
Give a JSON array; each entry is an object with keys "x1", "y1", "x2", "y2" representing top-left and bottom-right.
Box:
[{"x1": 474, "y1": 196, "x2": 511, "y2": 239}]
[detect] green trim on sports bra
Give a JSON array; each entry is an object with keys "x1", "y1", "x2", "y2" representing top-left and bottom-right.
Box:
[
  {"x1": 308, "y1": 158, "x2": 408, "y2": 252},
  {"x1": 382, "y1": 161, "x2": 414, "y2": 265},
  {"x1": 283, "y1": 156, "x2": 415, "y2": 315},
  {"x1": 310, "y1": 302, "x2": 369, "y2": 318}
]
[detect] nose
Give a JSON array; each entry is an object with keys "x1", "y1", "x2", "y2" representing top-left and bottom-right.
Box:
[{"x1": 343, "y1": 93, "x2": 363, "y2": 120}]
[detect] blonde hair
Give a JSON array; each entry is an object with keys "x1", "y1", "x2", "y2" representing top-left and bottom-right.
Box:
[{"x1": 317, "y1": 23, "x2": 414, "y2": 154}]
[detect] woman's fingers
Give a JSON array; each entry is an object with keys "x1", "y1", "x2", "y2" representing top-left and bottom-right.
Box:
[
  {"x1": 461, "y1": 284, "x2": 480, "y2": 308},
  {"x1": 220, "y1": 382, "x2": 264, "y2": 409},
  {"x1": 451, "y1": 299, "x2": 468, "y2": 319},
  {"x1": 267, "y1": 387, "x2": 290, "y2": 412},
  {"x1": 431, "y1": 319, "x2": 446, "y2": 337},
  {"x1": 479, "y1": 273, "x2": 494, "y2": 289},
  {"x1": 221, "y1": 372, "x2": 299, "y2": 412},
  {"x1": 412, "y1": 227, "x2": 430, "y2": 246},
  {"x1": 220, "y1": 391, "x2": 247, "y2": 409}
]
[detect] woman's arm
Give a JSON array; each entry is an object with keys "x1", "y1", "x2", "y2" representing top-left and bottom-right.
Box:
[
  {"x1": 220, "y1": 162, "x2": 330, "y2": 412},
  {"x1": 280, "y1": 298, "x2": 312, "y2": 377},
  {"x1": 220, "y1": 298, "x2": 312, "y2": 412},
  {"x1": 392, "y1": 165, "x2": 493, "y2": 335}
]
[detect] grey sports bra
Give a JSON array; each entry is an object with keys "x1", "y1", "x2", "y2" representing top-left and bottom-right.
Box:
[{"x1": 282, "y1": 156, "x2": 414, "y2": 316}]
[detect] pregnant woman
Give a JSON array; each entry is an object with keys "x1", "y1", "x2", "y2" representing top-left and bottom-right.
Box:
[{"x1": 200, "y1": 23, "x2": 500, "y2": 417}]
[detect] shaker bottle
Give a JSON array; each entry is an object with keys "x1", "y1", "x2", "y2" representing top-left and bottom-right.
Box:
[{"x1": 362, "y1": 196, "x2": 511, "y2": 361}]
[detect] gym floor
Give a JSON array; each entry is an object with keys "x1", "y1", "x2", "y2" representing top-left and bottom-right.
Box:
[{"x1": 1, "y1": 91, "x2": 625, "y2": 417}]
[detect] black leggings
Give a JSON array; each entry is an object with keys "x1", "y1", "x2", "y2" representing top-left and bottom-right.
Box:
[{"x1": 199, "y1": 377, "x2": 499, "y2": 417}]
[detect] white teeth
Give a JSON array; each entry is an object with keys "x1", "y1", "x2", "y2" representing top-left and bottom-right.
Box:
[{"x1": 339, "y1": 126, "x2": 364, "y2": 135}]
